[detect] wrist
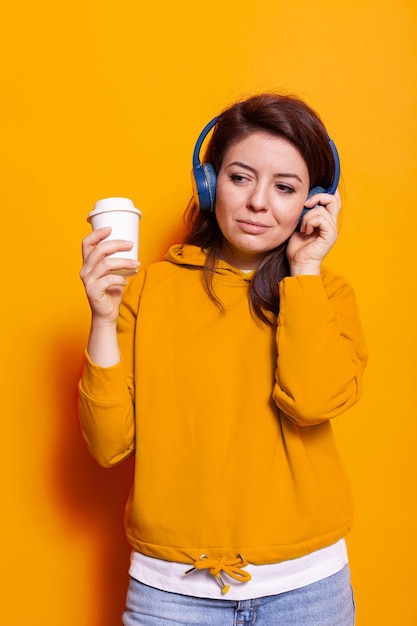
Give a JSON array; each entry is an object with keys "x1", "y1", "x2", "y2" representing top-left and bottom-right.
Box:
[
  {"x1": 90, "y1": 313, "x2": 118, "y2": 330},
  {"x1": 290, "y1": 262, "x2": 321, "y2": 277},
  {"x1": 87, "y1": 318, "x2": 121, "y2": 367}
]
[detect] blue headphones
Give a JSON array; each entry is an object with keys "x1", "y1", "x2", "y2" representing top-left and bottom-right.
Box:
[
  {"x1": 191, "y1": 116, "x2": 341, "y2": 226},
  {"x1": 191, "y1": 116, "x2": 219, "y2": 213}
]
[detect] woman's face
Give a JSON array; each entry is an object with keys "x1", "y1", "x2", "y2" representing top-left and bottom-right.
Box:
[{"x1": 215, "y1": 131, "x2": 310, "y2": 270}]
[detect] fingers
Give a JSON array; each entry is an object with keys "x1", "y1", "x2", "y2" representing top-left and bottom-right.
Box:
[
  {"x1": 82, "y1": 226, "x2": 111, "y2": 260},
  {"x1": 80, "y1": 249, "x2": 138, "y2": 294},
  {"x1": 300, "y1": 190, "x2": 341, "y2": 235},
  {"x1": 304, "y1": 189, "x2": 341, "y2": 220},
  {"x1": 80, "y1": 227, "x2": 140, "y2": 324},
  {"x1": 80, "y1": 228, "x2": 138, "y2": 294},
  {"x1": 82, "y1": 227, "x2": 135, "y2": 262},
  {"x1": 300, "y1": 205, "x2": 336, "y2": 237},
  {"x1": 82, "y1": 228, "x2": 136, "y2": 274}
]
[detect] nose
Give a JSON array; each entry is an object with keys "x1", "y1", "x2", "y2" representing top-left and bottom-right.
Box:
[{"x1": 247, "y1": 182, "x2": 268, "y2": 212}]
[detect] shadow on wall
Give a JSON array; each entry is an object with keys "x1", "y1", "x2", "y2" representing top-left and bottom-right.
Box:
[
  {"x1": 47, "y1": 224, "x2": 186, "y2": 624},
  {"x1": 50, "y1": 332, "x2": 134, "y2": 626}
]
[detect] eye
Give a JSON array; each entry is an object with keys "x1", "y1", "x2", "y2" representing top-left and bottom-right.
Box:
[
  {"x1": 276, "y1": 183, "x2": 295, "y2": 193},
  {"x1": 230, "y1": 173, "x2": 249, "y2": 184}
]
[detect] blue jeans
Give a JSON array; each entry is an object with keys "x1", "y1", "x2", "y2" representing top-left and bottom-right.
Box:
[{"x1": 122, "y1": 564, "x2": 355, "y2": 625}]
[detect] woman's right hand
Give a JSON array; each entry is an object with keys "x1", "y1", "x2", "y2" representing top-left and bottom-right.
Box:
[{"x1": 80, "y1": 227, "x2": 139, "y2": 326}]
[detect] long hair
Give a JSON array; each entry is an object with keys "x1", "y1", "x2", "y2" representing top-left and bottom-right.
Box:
[{"x1": 184, "y1": 93, "x2": 336, "y2": 325}]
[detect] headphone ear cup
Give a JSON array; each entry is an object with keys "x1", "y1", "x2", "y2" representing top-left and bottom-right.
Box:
[
  {"x1": 192, "y1": 163, "x2": 217, "y2": 212},
  {"x1": 296, "y1": 186, "x2": 326, "y2": 231},
  {"x1": 306, "y1": 185, "x2": 327, "y2": 199}
]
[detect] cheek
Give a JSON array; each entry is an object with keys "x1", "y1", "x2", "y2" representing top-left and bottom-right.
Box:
[
  {"x1": 214, "y1": 205, "x2": 231, "y2": 239},
  {"x1": 273, "y1": 200, "x2": 304, "y2": 227},
  {"x1": 214, "y1": 186, "x2": 235, "y2": 223},
  {"x1": 287, "y1": 205, "x2": 304, "y2": 226}
]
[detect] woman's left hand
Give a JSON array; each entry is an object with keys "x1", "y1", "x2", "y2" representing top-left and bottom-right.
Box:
[{"x1": 286, "y1": 189, "x2": 341, "y2": 276}]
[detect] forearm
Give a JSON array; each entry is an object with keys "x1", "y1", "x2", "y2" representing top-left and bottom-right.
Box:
[
  {"x1": 78, "y1": 350, "x2": 135, "y2": 467},
  {"x1": 274, "y1": 273, "x2": 367, "y2": 424},
  {"x1": 87, "y1": 317, "x2": 121, "y2": 367}
]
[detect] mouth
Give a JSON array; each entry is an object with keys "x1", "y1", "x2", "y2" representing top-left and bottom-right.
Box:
[{"x1": 236, "y1": 219, "x2": 271, "y2": 234}]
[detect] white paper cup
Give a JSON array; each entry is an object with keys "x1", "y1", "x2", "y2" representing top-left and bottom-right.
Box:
[{"x1": 87, "y1": 197, "x2": 142, "y2": 276}]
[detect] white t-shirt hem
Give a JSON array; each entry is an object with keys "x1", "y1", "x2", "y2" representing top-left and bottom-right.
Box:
[{"x1": 128, "y1": 539, "x2": 348, "y2": 600}]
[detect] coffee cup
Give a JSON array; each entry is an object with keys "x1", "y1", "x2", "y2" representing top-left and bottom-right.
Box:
[{"x1": 87, "y1": 197, "x2": 142, "y2": 276}]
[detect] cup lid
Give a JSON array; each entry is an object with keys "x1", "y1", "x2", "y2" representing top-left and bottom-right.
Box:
[{"x1": 87, "y1": 197, "x2": 142, "y2": 222}]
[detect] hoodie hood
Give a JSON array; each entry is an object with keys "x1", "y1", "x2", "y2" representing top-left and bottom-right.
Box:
[{"x1": 165, "y1": 244, "x2": 253, "y2": 281}]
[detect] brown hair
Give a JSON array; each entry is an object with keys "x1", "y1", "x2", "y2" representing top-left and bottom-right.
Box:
[{"x1": 184, "y1": 93, "x2": 336, "y2": 324}]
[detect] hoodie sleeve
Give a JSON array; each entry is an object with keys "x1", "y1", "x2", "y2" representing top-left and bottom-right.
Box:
[
  {"x1": 77, "y1": 268, "x2": 146, "y2": 467},
  {"x1": 273, "y1": 271, "x2": 367, "y2": 426}
]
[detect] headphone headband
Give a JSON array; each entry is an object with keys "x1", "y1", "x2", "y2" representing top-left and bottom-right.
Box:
[
  {"x1": 327, "y1": 138, "x2": 340, "y2": 195},
  {"x1": 192, "y1": 116, "x2": 219, "y2": 169}
]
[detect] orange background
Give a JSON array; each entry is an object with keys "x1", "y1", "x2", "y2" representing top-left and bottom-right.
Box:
[{"x1": 1, "y1": 1, "x2": 416, "y2": 624}]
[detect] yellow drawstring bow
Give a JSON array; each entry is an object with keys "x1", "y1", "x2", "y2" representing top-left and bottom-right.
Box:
[{"x1": 185, "y1": 554, "x2": 252, "y2": 594}]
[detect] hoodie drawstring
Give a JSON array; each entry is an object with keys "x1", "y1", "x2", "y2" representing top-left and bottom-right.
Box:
[{"x1": 184, "y1": 554, "x2": 252, "y2": 594}]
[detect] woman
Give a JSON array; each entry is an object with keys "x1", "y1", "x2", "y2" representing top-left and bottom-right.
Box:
[{"x1": 79, "y1": 93, "x2": 367, "y2": 625}]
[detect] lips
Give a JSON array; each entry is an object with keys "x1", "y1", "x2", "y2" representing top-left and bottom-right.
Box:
[{"x1": 236, "y1": 220, "x2": 271, "y2": 234}]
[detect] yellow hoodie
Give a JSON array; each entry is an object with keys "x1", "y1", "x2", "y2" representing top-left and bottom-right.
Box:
[{"x1": 78, "y1": 244, "x2": 367, "y2": 569}]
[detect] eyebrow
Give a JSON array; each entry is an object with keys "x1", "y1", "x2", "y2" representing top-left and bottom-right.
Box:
[{"x1": 227, "y1": 161, "x2": 304, "y2": 183}]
